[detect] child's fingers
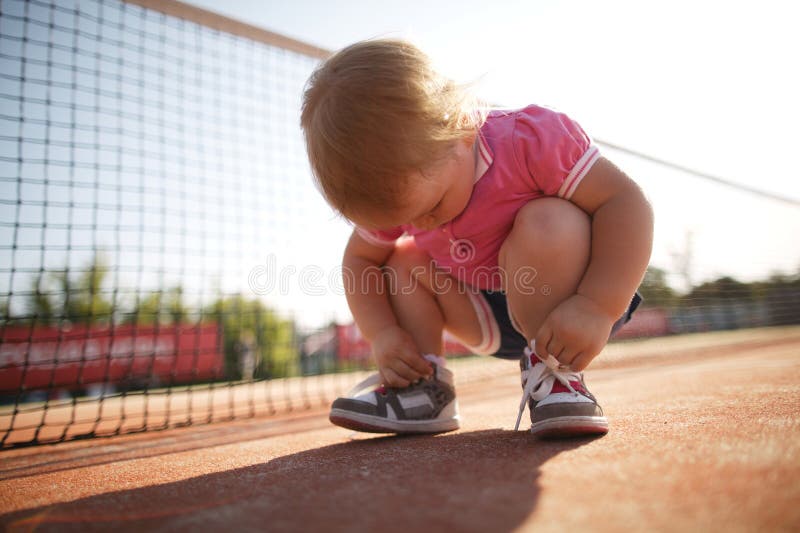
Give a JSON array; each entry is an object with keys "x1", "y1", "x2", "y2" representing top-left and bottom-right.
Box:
[
  {"x1": 534, "y1": 327, "x2": 554, "y2": 359},
  {"x1": 569, "y1": 352, "x2": 591, "y2": 372},
  {"x1": 386, "y1": 353, "x2": 432, "y2": 386},
  {"x1": 390, "y1": 357, "x2": 424, "y2": 383},
  {"x1": 557, "y1": 347, "x2": 579, "y2": 369},
  {"x1": 403, "y1": 351, "x2": 434, "y2": 377},
  {"x1": 381, "y1": 367, "x2": 410, "y2": 388},
  {"x1": 546, "y1": 339, "x2": 565, "y2": 360},
  {"x1": 570, "y1": 348, "x2": 601, "y2": 372}
]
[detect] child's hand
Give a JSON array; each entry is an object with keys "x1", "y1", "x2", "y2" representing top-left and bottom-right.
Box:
[
  {"x1": 534, "y1": 294, "x2": 615, "y2": 372},
  {"x1": 372, "y1": 325, "x2": 434, "y2": 388}
]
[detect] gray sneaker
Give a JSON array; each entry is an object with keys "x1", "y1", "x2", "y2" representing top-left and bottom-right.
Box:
[
  {"x1": 329, "y1": 364, "x2": 459, "y2": 434},
  {"x1": 514, "y1": 347, "x2": 608, "y2": 438}
]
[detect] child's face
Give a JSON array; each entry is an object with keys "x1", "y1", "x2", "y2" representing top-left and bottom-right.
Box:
[{"x1": 356, "y1": 136, "x2": 477, "y2": 231}]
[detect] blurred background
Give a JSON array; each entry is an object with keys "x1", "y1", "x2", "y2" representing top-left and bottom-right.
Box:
[{"x1": 0, "y1": 0, "x2": 797, "y2": 446}]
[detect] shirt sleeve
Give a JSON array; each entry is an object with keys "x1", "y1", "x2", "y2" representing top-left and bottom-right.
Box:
[
  {"x1": 512, "y1": 105, "x2": 601, "y2": 199},
  {"x1": 354, "y1": 226, "x2": 405, "y2": 248}
]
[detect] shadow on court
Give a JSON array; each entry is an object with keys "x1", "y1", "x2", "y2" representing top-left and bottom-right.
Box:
[
  {"x1": 0, "y1": 411, "x2": 333, "y2": 482},
  {"x1": 1, "y1": 429, "x2": 599, "y2": 532}
]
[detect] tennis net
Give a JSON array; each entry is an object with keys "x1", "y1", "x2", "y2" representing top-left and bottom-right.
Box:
[{"x1": 1, "y1": 0, "x2": 797, "y2": 448}]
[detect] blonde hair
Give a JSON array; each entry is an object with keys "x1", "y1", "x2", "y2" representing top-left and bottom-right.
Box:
[{"x1": 301, "y1": 38, "x2": 484, "y2": 222}]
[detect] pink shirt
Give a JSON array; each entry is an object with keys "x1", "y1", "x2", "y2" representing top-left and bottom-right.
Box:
[{"x1": 357, "y1": 104, "x2": 600, "y2": 291}]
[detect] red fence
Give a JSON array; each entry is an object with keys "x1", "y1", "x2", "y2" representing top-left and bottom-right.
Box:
[
  {"x1": 612, "y1": 307, "x2": 672, "y2": 339},
  {"x1": 0, "y1": 324, "x2": 224, "y2": 393},
  {"x1": 330, "y1": 307, "x2": 672, "y2": 363}
]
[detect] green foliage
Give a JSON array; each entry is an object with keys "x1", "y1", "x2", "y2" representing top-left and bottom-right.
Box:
[
  {"x1": 641, "y1": 266, "x2": 799, "y2": 309},
  {"x1": 681, "y1": 276, "x2": 755, "y2": 306},
  {"x1": 29, "y1": 254, "x2": 114, "y2": 325},
  {"x1": 19, "y1": 254, "x2": 299, "y2": 381},
  {"x1": 128, "y1": 286, "x2": 189, "y2": 325},
  {"x1": 753, "y1": 271, "x2": 800, "y2": 326},
  {"x1": 642, "y1": 266, "x2": 800, "y2": 327},
  {"x1": 205, "y1": 295, "x2": 298, "y2": 379},
  {"x1": 752, "y1": 271, "x2": 800, "y2": 295},
  {"x1": 0, "y1": 296, "x2": 9, "y2": 320},
  {"x1": 29, "y1": 272, "x2": 54, "y2": 322},
  {"x1": 18, "y1": 254, "x2": 795, "y2": 383},
  {"x1": 638, "y1": 266, "x2": 680, "y2": 308}
]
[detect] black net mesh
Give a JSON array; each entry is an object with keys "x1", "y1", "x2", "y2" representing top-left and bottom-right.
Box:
[
  {"x1": 0, "y1": 0, "x2": 356, "y2": 447},
  {"x1": 1, "y1": 0, "x2": 798, "y2": 448}
]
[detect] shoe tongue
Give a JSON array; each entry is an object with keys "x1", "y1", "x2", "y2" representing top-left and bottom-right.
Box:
[
  {"x1": 551, "y1": 380, "x2": 576, "y2": 394},
  {"x1": 551, "y1": 377, "x2": 585, "y2": 394}
]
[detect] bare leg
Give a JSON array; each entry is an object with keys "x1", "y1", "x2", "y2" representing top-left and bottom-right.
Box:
[
  {"x1": 499, "y1": 198, "x2": 591, "y2": 342},
  {"x1": 385, "y1": 239, "x2": 483, "y2": 356}
]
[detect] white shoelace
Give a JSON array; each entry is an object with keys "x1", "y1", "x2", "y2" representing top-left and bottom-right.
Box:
[
  {"x1": 514, "y1": 346, "x2": 581, "y2": 430},
  {"x1": 345, "y1": 373, "x2": 383, "y2": 398}
]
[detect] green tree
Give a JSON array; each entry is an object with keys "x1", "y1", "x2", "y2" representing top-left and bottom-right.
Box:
[
  {"x1": 25, "y1": 254, "x2": 114, "y2": 325},
  {"x1": 28, "y1": 272, "x2": 55, "y2": 324},
  {"x1": 206, "y1": 295, "x2": 297, "y2": 379},
  {"x1": 753, "y1": 271, "x2": 800, "y2": 326},
  {"x1": 681, "y1": 276, "x2": 754, "y2": 306},
  {"x1": 54, "y1": 255, "x2": 114, "y2": 325},
  {"x1": 0, "y1": 295, "x2": 10, "y2": 322},
  {"x1": 638, "y1": 266, "x2": 680, "y2": 308},
  {"x1": 128, "y1": 286, "x2": 189, "y2": 325}
]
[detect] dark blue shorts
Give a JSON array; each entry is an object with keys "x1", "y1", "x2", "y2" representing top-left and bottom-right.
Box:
[{"x1": 471, "y1": 290, "x2": 642, "y2": 360}]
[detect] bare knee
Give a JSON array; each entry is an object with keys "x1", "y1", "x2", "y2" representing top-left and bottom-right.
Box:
[
  {"x1": 500, "y1": 198, "x2": 590, "y2": 261},
  {"x1": 383, "y1": 239, "x2": 436, "y2": 295},
  {"x1": 385, "y1": 239, "x2": 430, "y2": 275},
  {"x1": 514, "y1": 198, "x2": 589, "y2": 240}
]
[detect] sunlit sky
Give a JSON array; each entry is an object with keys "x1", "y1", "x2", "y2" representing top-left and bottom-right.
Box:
[{"x1": 184, "y1": 0, "x2": 799, "y2": 321}]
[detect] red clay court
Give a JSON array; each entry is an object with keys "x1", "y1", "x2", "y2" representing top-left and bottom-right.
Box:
[
  {"x1": 1, "y1": 326, "x2": 798, "y2": 532},
  {"x1": 1, "y1": 2, "x2": 798, "y2": 531}
]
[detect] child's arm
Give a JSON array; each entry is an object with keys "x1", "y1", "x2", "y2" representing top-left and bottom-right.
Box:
[
  {"x1": 342, "y1": 231, "x2": 434, "y2": 386},
  {"x1": 536, "y1": 157, "x2": 654, "y2": 371}
]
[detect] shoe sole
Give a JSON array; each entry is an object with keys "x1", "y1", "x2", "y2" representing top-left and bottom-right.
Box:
[
  {"x1": 530, "y1": 416, "x2": 608, "y2": 438},
  {"x1": 330, "y1": 408, "x2": 460, "y2": 434}
]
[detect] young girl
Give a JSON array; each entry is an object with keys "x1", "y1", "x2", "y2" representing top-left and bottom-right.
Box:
[{"x1": 300, "y1": 39, "x2": 652, "y2": 438}]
